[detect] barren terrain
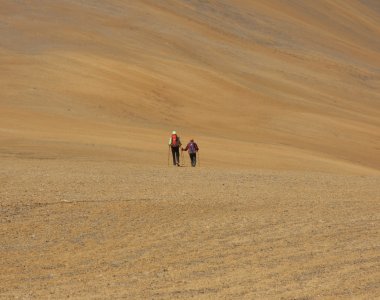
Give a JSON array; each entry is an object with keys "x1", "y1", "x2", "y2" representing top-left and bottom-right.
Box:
[
  {"x1": 1, "y1": 0, "x2": 380, "y2": 299},
  {"x1": 2, "y1": 158, "x2": 379, "y2": 299}
]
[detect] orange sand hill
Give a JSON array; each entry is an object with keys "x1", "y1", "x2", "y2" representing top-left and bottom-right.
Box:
[
  {"x1": 2, "y1": 2, "x2": 380, "y2": 299},
  {"x1": 1, "y1": 1, "x2": 380, "y2": 170}
]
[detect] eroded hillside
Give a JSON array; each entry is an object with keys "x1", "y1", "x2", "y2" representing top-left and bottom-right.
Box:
[{"x1": 1, "y1": 0, "x2": 380, "y2": 172}]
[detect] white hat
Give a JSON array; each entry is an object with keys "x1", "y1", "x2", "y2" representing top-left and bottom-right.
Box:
[{"x1": 172, "y1": 130, "x2": 176, "y2": 134}]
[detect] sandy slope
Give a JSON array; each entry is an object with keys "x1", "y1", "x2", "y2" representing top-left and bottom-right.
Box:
[
  {"x1": 1, "y1": 1, "x2": 380, "y2": 299},
  {"x1": 1, "y1": 0, "x2": 380, "y2": 172}
]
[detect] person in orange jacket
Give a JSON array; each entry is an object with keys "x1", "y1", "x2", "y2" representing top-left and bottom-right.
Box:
[{"x1": 168, "y1": 130, "x2": 182, "y2": 166}]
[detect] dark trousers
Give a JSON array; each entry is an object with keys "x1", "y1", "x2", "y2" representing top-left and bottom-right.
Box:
[
  {"x1": 189, "y1": 153, "x2": 197, "y2": 167},
  {"x1": 171, "y1": 147, "x2": 180, "y2": 165}
]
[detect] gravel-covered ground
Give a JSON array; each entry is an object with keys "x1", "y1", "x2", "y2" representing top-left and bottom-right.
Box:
[{"x1": 1, "y1": 158, "x2": 379, "y2": 299}]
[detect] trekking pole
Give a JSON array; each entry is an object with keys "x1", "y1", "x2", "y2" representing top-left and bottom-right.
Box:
[
  {"x1": 180, "y1": 149, "x2": 184, "y2": 167},
  {"x1": 167, "y1": 146, "x2": 170, "y2": 166}
]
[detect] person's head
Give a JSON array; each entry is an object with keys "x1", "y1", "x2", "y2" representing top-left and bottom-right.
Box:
[
  {"x1": 190, "y1": 139, "x2": 194, "y2": 142},
  {"x1": 172, "y1": 130, "x2": 176, "y2": 135}
]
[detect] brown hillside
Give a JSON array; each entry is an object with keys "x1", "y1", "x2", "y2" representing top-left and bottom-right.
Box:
[
  {"x1": 2, "y1": 2, "x2": 380, "y2": 299},
  {"x1": 1, "y1": 0, "x2": 380, "y2": 171}
]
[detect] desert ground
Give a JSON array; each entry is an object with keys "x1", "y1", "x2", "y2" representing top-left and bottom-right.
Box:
[
  {"x1": 1, "y1": 0, "x2": 380, "y2": 299},
  {"x1": 1, "y1": 158, "x2": 380, "y2": 299}
]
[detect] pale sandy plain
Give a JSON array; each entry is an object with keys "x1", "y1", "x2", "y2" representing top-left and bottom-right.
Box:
[{"x1": 1, "y1": 0, "x2": 380, "y2": 299}]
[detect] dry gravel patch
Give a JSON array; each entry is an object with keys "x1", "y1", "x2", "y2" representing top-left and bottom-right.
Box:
[{"x1": 1, "y1": 158, "x2": 379, "y2": 299}]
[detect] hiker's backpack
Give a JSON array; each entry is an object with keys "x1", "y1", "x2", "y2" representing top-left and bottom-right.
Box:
[
  {"x1": 189, "y1": 142, "x2": 197, "y2": 153},
  {"x1": 171, "y1": 134, "x2": 179, "y2": 147}
]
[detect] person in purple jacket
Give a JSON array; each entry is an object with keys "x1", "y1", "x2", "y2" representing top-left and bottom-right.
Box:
[{"x1": 181, "y1": 139, "x2": 199, "y2": 167}]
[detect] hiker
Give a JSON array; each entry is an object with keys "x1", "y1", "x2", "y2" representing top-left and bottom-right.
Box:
[
  {"x1": 168, "y1": 130, "x2": 182, "y2": 166},
  {"x1": 182, "y1": 139, "x2": 199, "y2": 167}
]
